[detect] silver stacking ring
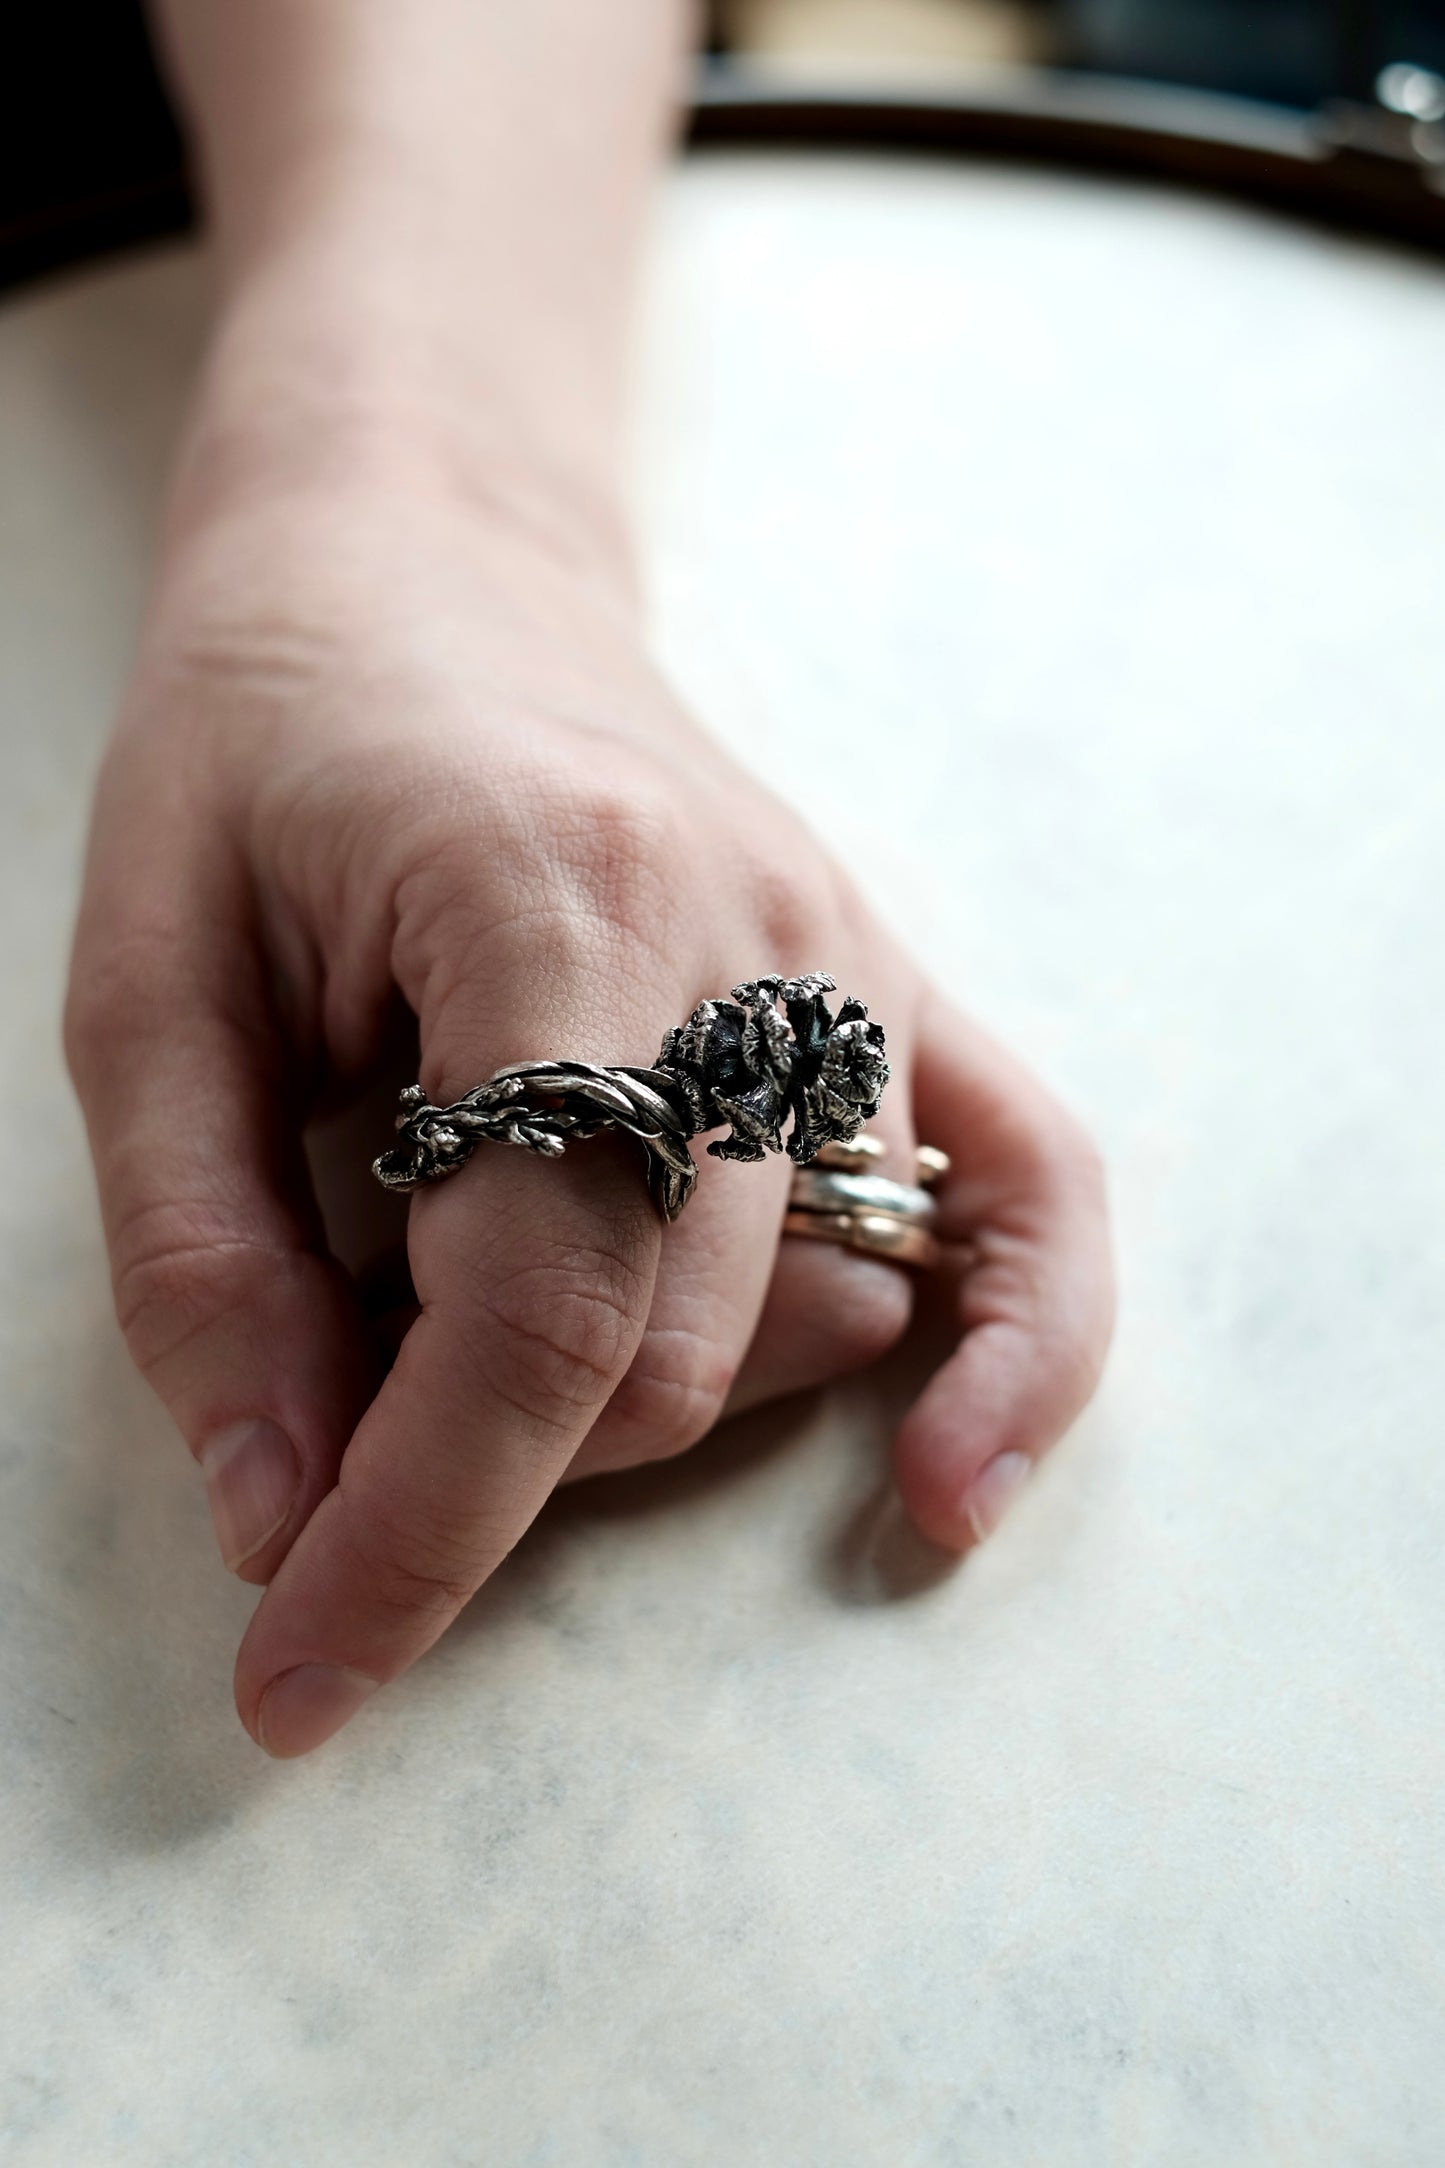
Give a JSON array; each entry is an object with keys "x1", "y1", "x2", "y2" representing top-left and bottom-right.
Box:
[{"x1": 783, "y1": 1135, "x2": 951, "y2": 1269}]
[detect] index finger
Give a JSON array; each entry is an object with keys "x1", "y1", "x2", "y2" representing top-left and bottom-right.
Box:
[{"x1": 233, "y1": 1119, "x2": 660, "y2": 1756}]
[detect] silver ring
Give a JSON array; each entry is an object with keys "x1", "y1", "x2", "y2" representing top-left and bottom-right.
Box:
[
  {"x1": 372, "y1": 973, "x2": 890, "y2": 1223},
  {"x1": 784, "y1": 1140, "x2": 951, "y2": 1270},
  {"x1": 788, "y1": 1166, "x2": 937, "y2": 1226}
]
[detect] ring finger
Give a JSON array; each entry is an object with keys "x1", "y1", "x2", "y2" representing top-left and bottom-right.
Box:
[{"x1": 722, "y1": 984, "x2": 921, "y2": 1418}]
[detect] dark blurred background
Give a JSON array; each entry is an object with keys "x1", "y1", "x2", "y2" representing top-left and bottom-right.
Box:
[
  {"x1": 4, "y1": 1, "x2": 1445, "y2": 287},
  {"x1": 723, "y1": 0, "x2": 1445, "y2": 101},
  {"x1": 1062, "y1": 0, "x2": 1444, "y2": 102}
]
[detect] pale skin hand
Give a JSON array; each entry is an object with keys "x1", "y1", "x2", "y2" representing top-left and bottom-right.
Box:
[{"x1": 64, "y1": 0, "x2": 1114, "y2": 1757}]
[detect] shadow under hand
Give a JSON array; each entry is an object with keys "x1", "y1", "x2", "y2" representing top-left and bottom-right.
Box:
[
  {"x1": 33, "y1": 1297, "x2": 283, "y2": 1864},
  {"x1": 48, "y1": 1033, "x2": 423, "y2": 1855},
  {"x1": 445, "y1": 1392, "x2": 812, "y2": 1648},
  {"x1": 552, "y1": 1393, "x2": 809, "y2": 1528},
  {"x1": 458, "y1": 1267, "x2": 969, "y2": 1642},
  {"x1": 819, "y1": 1272, "x2": 967, "y2": 1606},
  {"x1": 826, "y1": 1475, "x2": 960, "y2": 1606}
]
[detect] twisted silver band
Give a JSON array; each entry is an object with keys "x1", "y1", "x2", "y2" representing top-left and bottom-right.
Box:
[{"x1": 372, "y1": 973, "x2": 890, "y2": 1223}]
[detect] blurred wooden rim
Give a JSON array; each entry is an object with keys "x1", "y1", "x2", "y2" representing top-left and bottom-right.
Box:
[{"x1": 689, "y1": 62, "x2": 1445, "y2": 257}]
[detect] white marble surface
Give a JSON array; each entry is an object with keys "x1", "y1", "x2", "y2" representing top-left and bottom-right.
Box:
[{"x1": 3, "y1": 155, "x2": 1444, "y2": 2165}]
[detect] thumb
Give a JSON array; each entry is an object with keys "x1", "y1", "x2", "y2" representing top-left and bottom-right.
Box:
[{"x1": 66, "y1": 879, "x2": 373, "y2": 1584}]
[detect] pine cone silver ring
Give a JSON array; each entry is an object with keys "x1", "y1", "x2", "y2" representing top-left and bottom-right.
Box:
[{"x1": 371, "y1": 973, "x2": 891, "y2": 1223}]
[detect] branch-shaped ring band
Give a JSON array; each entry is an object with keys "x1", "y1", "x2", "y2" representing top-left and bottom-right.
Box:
[{"x1": 371, "y1": 973, "x2": 890, "y2": 1223}]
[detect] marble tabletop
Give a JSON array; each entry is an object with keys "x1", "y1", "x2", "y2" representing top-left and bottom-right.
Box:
[{"x1": 2, "y1": 152, "x2": 1443, "y2": 2165}]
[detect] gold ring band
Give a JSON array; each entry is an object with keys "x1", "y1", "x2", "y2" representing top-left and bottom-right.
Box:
[{"x1": 782, "y1": 1207, "x2": 943, "y2": 1269}]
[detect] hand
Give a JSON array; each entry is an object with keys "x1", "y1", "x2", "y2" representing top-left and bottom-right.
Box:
[{"x1": 65, "y1": 455, "x2": 1114, "y2": 1757}]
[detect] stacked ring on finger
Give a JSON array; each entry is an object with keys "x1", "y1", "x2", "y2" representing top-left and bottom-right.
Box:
[{"x1": 783, "y1": 1134, "x2": 950, "y2": 1270}]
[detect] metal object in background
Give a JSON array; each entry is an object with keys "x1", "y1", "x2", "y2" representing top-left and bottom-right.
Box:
[{"x1": 373, "y1": 973, "x2": 891, "y2": 1222}]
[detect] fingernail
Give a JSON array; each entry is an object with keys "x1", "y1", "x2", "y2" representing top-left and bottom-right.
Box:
[
  {"x1": 198, "y1": 1419, "x2": 299, "y2": 1571},
  {"x1": 257, "y1": 1664, "x2": 379, "y2": 1759},
  {"x1": 962, "y1": 1450, "x2": 1033, "y2": 1543}
]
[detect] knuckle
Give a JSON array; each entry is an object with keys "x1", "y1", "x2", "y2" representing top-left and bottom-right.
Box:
[
  {"x1": 781, "y1": 1246, "x2": 915, "y2": 1377},
  {"x1": 501, "y1": 768, "x2": 692, "y2": 954},
  {"x1": 107, "y1": 1199, "x2": 275, "y2": 1377},
  {"x1": 331, "y1": 1496, "x2": 482, "y2": 1633},
  {"x1": 61, "y1": 972, "x2": 102, "y2": 1082},
  {"x1": 64, "y1": 926, "x2": 176, "y2": 1088},
  {"x1": 817, "y1": 1255, "x2": 915, "y2": 1372},
  {"x1": 604, "y1": 1327, "x2": 736, "y2": 1461},
  {"x1": 478, "y1": 1250, "x2": 647, "y2": 1436},
  {"x1": 728, "y1": 826, "x2": 838, "y2": 969},
  {"x1": 1044, "y1": 1302, "x2": 1111, "y2": 1411},
  {"x1": 1035, "y1": 1101, "x2": 1109, "y2": 1202},
  {"x1": 392, "y1": 773, "x2": 696, "y2": 1034},
  {"x1": 994, "y1": 1088, "x2": 1109, "y2": 1219},
  {"x1": 753, "y1": 874, "x2": 827, "y2": 971},
  {"x1": 389, "y1": 834, "x2": 496, "y2": 1013},
  {"x1": 1068, "y1": 1127, "x2": 1110, "y2": 1206}
]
